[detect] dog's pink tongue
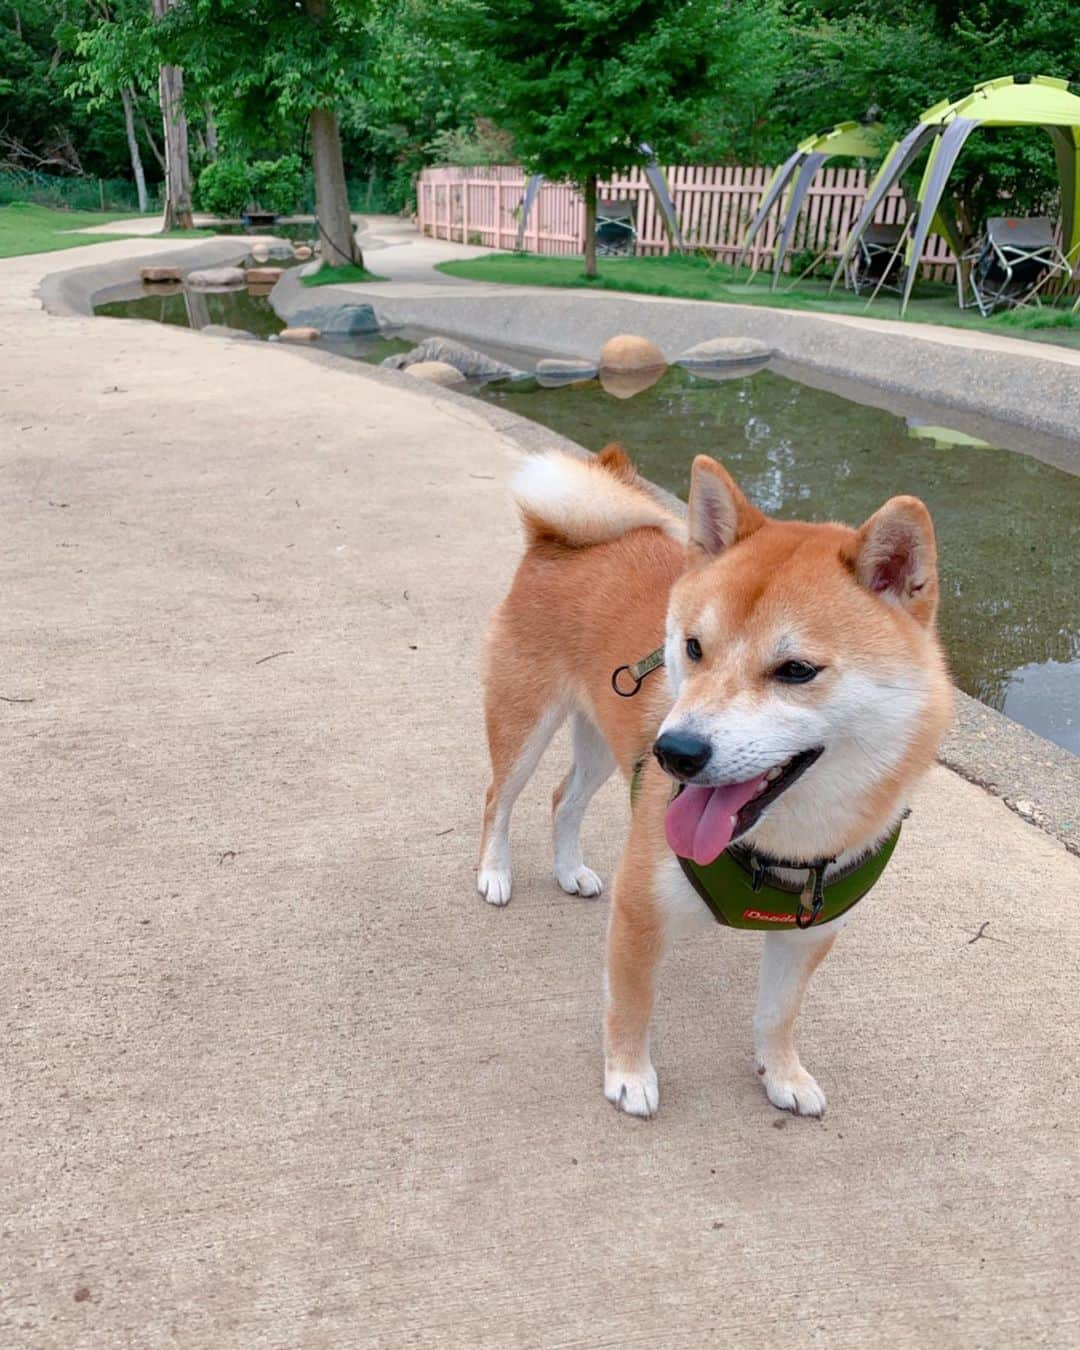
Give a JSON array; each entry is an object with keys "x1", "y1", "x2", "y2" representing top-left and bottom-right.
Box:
[{"x1": 664, "y1": 779, "x2": 765, "y2": 865}]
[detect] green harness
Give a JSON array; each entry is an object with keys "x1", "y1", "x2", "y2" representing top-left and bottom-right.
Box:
[{"x1": 620, "y1": 649, "x2": 901, "y2": 932}]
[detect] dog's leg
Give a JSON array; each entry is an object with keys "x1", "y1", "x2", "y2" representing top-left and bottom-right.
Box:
[
  {"x1": 753, "y1": 919, "x2": 846, "y2": 1117},
  {"x1": 551, "y1": 712, "x2": 616, "y2": 897},
  {"x1": 603, "y1": 875, "x2": 663, "y2": 1117},
  {"x1": 479, "y1": 693, "x2": 565, "y2": 907}
]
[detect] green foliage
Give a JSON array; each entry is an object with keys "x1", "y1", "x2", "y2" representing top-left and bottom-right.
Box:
[
  {"x1": 0, "y1": 169, "x2": 151, "y2": 212},
  {"x1": 425, "y1": 120, "x2": 514, "y2": 168},
  {"x1": 196, "y1": 157, "x2": 251, "y2": 216},
  {"x1": 196, "y1": 154, "x2": 304, "y2": 216},
  {"x1": 432, "y1": 2, "x2": 738, "y2": 189},
  {"x1": 0, "y1": 0, "x2": 138, "y2": 180},
  {"x1": 251, "y1": 155, "x2": 303, "y2": 214}
]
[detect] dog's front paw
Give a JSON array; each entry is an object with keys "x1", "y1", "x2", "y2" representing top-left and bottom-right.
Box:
[
  {"x1": 555, "y1": 863, "x2": 603, "y2": 898},
  {"x1": 755, "y1": 1058, "x2": 827, "y2": 1117},
  {"x1": 477, "y1": 868, "x2": 512, "y2": 907},
  {"x1": 604, "y1": 1061, "x2": 659, "y2": 1118}
]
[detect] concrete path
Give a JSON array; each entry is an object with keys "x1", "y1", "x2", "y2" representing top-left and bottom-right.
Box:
[{"x1": 2, "y1": 236, "x2": 1079, "y2": 1348}]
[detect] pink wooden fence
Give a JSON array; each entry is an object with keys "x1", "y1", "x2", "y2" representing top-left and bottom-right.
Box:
[{"x1": 416, "y1": 164, "x2": 956, "y2": 278}]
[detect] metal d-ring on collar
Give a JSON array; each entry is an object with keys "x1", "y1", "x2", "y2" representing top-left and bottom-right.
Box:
[{"x1": 611, "y1": 646, "x2": 666, "y2": 698}]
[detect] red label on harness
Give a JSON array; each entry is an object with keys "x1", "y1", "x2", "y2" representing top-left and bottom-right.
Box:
[{"x1": 742, "y1": 908, "x2": 798, "y2": 924}]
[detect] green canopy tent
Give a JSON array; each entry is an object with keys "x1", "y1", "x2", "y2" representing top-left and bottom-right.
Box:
[
  {"x1": 834, "y1": 75, "x2": 1080, "y2": 314},
  {"x1": 736, "y1": 121, "x2": 888, "y2": 286}
]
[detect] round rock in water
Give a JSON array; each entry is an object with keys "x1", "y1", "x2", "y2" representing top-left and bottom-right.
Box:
[
  {"x1": 599, "y1": 333, "x2": 666, "y2": 372},
  {"x1": 278, "y1": 327, "x2": 321, "y2": 344},
  {"x1": 675, "y1": 337, "x2": 772, "y2": 368},
  {"x1": 250, "y1": 244, "x2": 270, "y2": 263},
  {"x1": 535, "y1": 357, "x2": 597, "y2": 388},
  {"x1": 599, "y1": 365, "x2": 666, "y2": 400},
  {"x1": 186, "y1": 266, "x2": 245, "y2": 288},
  {"x1": 293, "y1": 245, "x2": 313, "y2": 260},
  {"x1": 405, "y1": 360, "x2": 467, "y2": 387}
]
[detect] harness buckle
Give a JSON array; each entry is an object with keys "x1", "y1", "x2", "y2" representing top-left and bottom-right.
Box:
[
  {"x1": 795, "y1": 860, "x2": 833, "y2": 929},
  {"x1": 749, "y1": 855, "x2": 766, "y2": 893}
]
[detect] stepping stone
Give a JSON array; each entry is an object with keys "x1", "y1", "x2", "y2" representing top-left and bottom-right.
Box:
[
  {"x1": 141, "y1": 266, "x2": 182, "y2": 283},
  {"x1": 278, "y1": 327, "x2": 321, "y2": 343},
  {"x1": 245, "y1": 267, "x2": 283, "y2": 285},
  {"x1": 405, "y1": 361, "x2": 466, "y2": 387},
  {"x1": 186, "y1": 267, "x2": 245, "y2": 288},
  {"x1": 675, "y1": 337, "x2": 772, "y2": 367}
]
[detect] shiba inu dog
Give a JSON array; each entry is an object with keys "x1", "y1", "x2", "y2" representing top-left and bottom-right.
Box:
[{"x1": 479, "y1": 447, "x2": 951, "y2": 1118}]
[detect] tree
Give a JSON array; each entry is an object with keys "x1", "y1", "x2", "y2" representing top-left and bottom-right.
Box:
[
  {"x1": 154, "y1": 0, "x2": 369, "y2": 267},
  {"x1": 436, "y1": 1, "x2": 738, "y2": 275},
  {"x1": 70, "y1": 1, "x2": 163, "y2": 214},
  {"x1": 151, "y1": 0, "x2": 193, "y2": 228}
]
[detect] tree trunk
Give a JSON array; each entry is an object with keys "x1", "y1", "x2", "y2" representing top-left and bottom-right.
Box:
[
  {"x1": 119, "y1": 86, "x2": 148, "y2": 214},
  {"x1": 303, "y1": 0, "x2": 359, "y2": 270},
  {"x1": 205, "y1": 104, "x2": 218, "y2": 161},
  {"x1": 152, "y1": 0, "x2": 194, "y2": 230},
  {"x1": 583, "y1": 172, "x2": 598, "y2": 278},
  {"x1": 309, "y1": 106, "x2": 360, "y2": 269}
]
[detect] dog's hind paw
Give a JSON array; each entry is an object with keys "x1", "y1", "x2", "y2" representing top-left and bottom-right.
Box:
[
  {"x1": 478, "y1": 868, "x2": 512, "y2": 907},
  {"x1": 756, "y1": 1060, "x2": 827, "y2": 1117},
  {"x1": 604, "y1": 1062, "x2": 659, "y2": 1118},
  {"x1": 555, "y1": 864, "x2": 603, "y2": 898}
]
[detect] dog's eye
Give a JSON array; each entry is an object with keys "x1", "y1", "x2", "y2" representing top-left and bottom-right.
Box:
[
  {"x1": 685, "y1": 637, "x2": 703, "y2": 662},
  {"x1": 774, "y1": 660, "x2": 820, "y2": 684}
]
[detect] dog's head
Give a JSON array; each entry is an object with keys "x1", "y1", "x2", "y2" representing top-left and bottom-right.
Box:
[{"x1": 655, "y1": 455, "x2": 951, "y2": 864}]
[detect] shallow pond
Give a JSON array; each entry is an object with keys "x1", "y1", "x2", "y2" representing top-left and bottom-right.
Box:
[{"x1": 94, "y1": 280, "x2": 1080, "y2": 754}]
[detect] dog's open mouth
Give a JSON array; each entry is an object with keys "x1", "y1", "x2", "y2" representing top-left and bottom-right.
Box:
[{"x1": 663, "y1": 748, "x2": 824, "y2": 865}]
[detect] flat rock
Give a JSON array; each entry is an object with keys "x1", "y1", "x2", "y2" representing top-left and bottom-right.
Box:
[
  {"x1": 288, "y1": 304, "x2": 378, "y2": 337},
  {"x1": 245, "y1": 267, "x2": 283, "y2": 285},
  {"x1": 278, "y1": 327, "x2": 321, "y2": 343},
  {"x1": 675, "y1": 337, "x2": 772, "y2": 367},
  {"x1": 186, "y1": 267, "x2": 246, "y2": 288},
  {"x1": 599, "y1": 333, "x2": 666, "y2": 372},
  {"x1": 200, "y1": 324, "x2": 258, "y2": 341},
  {"x1": 405, "y1": 360, "x2": 467, "y2": 387},
  {"x1": 395, "y1": 336, "x2": 521, "y2": 381},
  {"x1": 141, "y1": 266, "x2": 182, "y2": 284},
  {"x1": 535, "y1": 357, "x2": 597, "y2": 387}
]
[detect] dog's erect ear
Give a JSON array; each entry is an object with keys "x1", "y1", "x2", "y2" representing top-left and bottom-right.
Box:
[
  {"x1": 854, "y1": 495, "x2": 939, "y2": 625},
  {"x1": 686, "y1": 455, "x2": 765, "y2": 563}
]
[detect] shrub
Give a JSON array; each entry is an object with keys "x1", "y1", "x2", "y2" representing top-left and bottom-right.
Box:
[
  {"x1": 196, "y1": 157, "x2": 251, "y2": 217},
  {"x1": 249, "y1": 155, "x2": 303, "y2": 216}
]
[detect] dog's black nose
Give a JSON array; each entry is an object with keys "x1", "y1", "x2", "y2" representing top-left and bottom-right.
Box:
[{"x1": 653, "y1": 730, "x2": 712, "y2": 780}]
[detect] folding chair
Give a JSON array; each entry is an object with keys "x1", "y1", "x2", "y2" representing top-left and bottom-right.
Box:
[
  {"x1": 595, "y1": 200, "x2": 637, "y2": 257},
  {"x1": 962, "y1": 217, "x2": 1072, "y2": 315},
  {"x1": 846, "y1": 223, "x2": 906, "y2": 295}
]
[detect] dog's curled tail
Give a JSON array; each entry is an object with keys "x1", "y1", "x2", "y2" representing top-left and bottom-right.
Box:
[{"x1": 511, "y1": 445, "x2": 686, "y2": 549}]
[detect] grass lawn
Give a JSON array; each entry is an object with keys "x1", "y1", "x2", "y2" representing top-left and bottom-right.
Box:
[
  {"x1": 300, "y1": 261, "x2": 386, "y2": 287},
  {"x1": 0, "y1": 203, "x2": 213, "y2": 259},
  {"x1": 436, "y1": 251, "x2": 1080, "y2": 349}
]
